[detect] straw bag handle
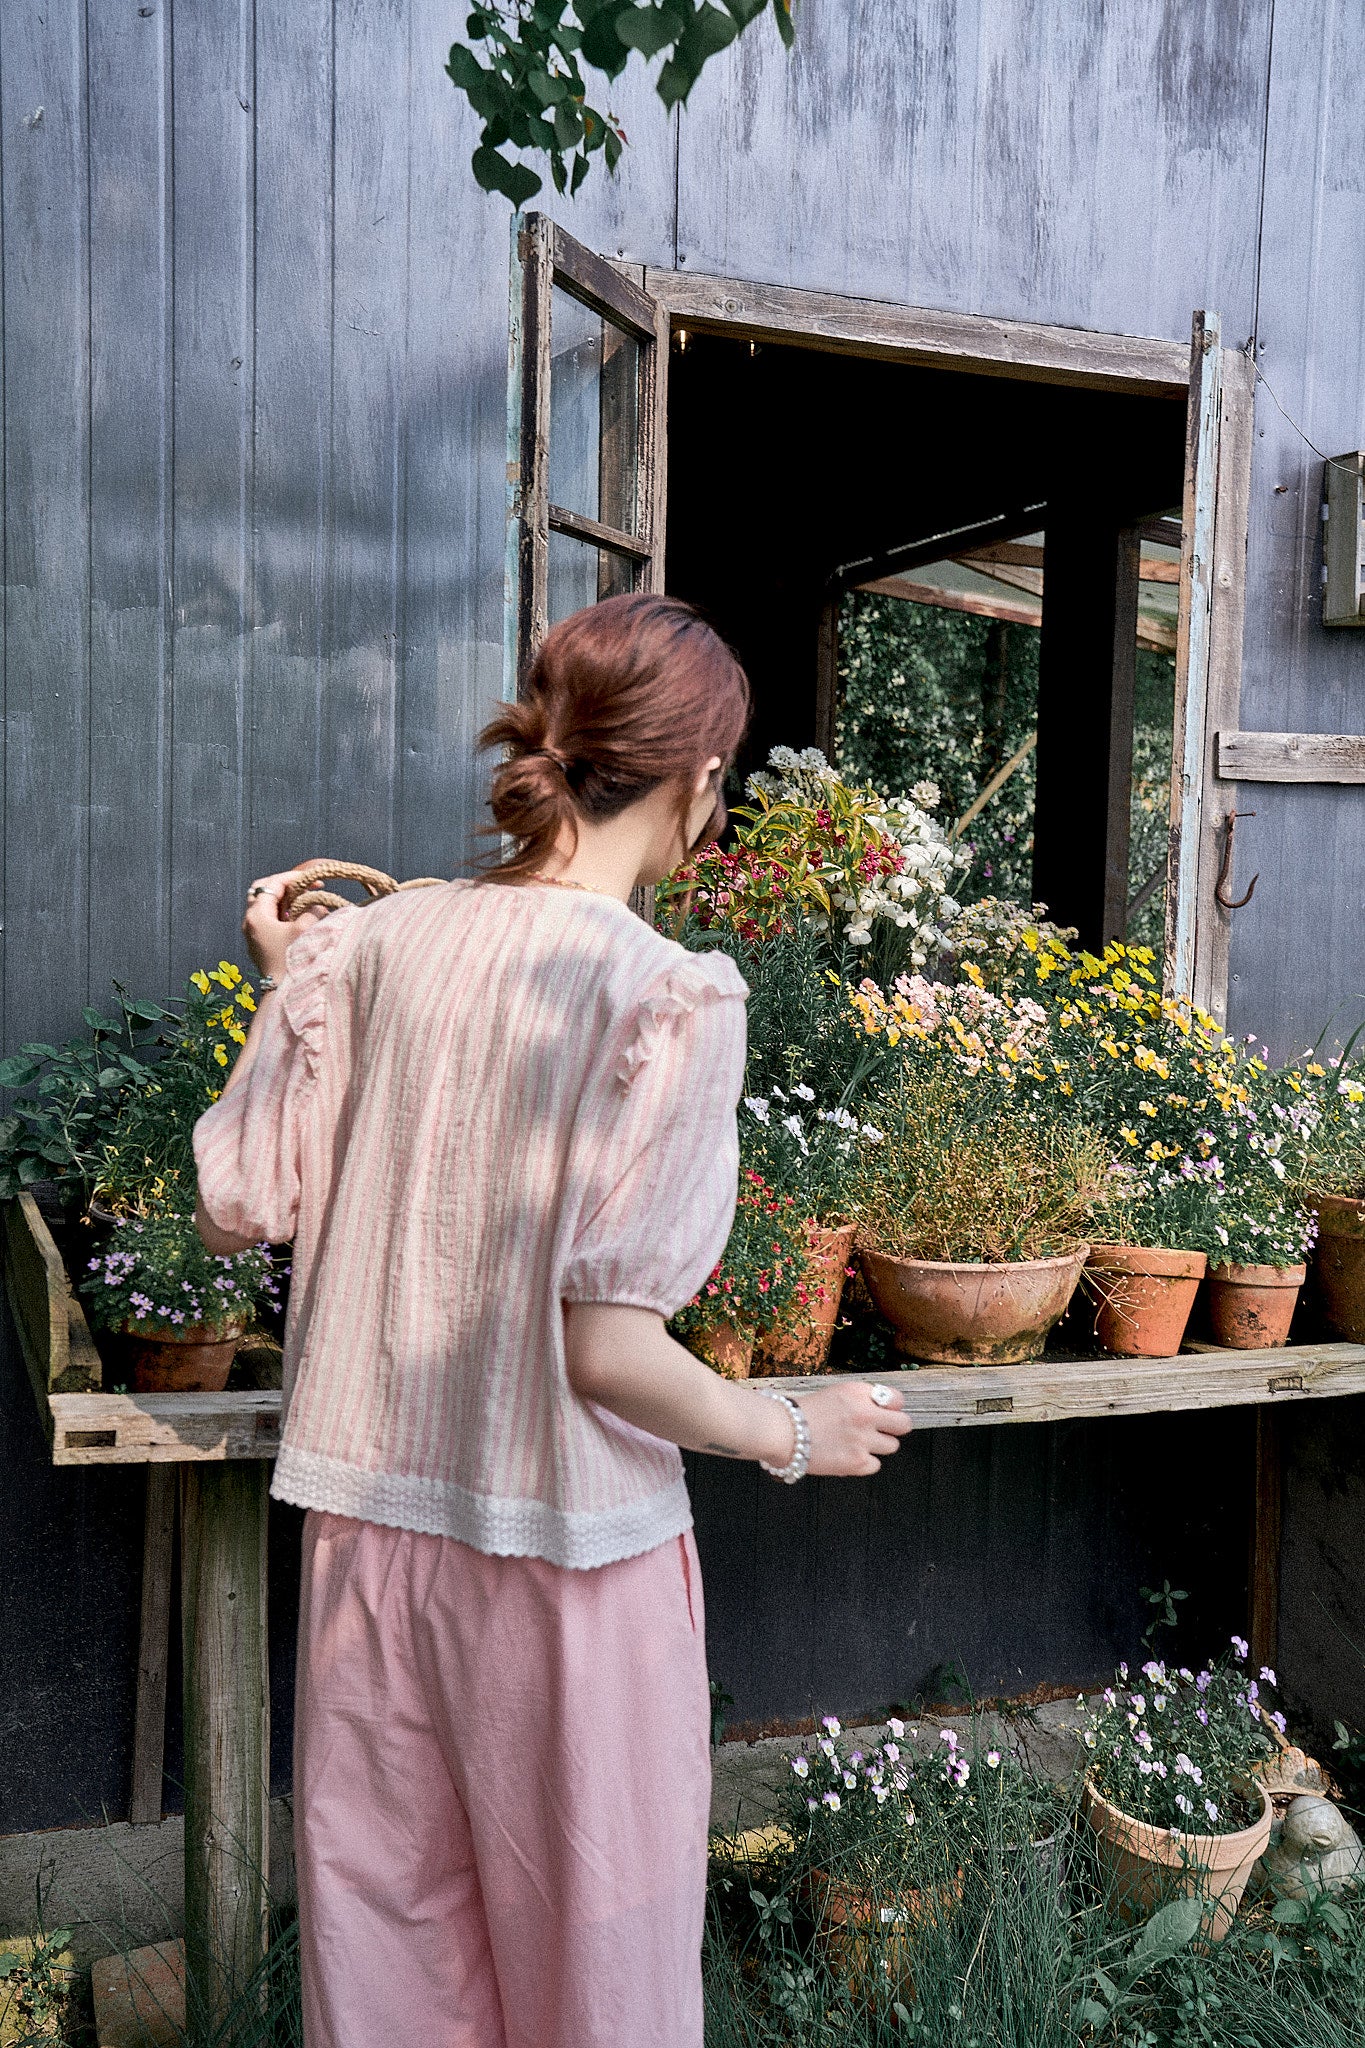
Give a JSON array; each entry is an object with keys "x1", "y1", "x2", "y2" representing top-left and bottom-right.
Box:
[{"x1": 280, "y1": 859, "x2": 447, "y2": 921}]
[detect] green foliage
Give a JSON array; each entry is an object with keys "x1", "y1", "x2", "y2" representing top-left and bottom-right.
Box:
[
  {"x1": 669, "y1": 1172, "x2": 811, "y2": 1346},
  {"x1": 836, "y1": 593, "x2": 1178, "y2": 946},
  {"x1": 0, "y1": 1925, "x2": 79, "y2": 2046},
  {"x1": 0, "y1": 963, "x2": 257, "y2": 1212},
  {"x1": 850, "y1": 1064, "x2": 1117, "y2": 1264},
  {"x1": 446, "y1": 0, "x2": 793, "y2": 203}
]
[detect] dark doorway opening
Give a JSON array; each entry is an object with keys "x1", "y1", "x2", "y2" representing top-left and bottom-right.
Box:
[{"x1": 665, "y1": 334, "x2": 1186, "y2": 951}]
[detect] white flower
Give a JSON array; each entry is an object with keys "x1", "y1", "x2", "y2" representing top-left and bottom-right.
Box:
[
  {"x1": 882, "y1": 1743, "x2": 900, "y2": 1763},
  {"x1": 1260, "y1": 1666, "x2": 1277, "y2": 1686},
  {"x1": 792, "y1": 1083, "x2": 815, "y2": 1102},
  {"x1": 790, "y1": 1755, "x2": 809, "y2": 1779},
  {"x1": 986, "y1": 1751, "x2": 1001, "y2": 1768},
  {"x1": 861, "y1": 1123, "x2": 885, "y2": 1143},
  {"x1": 886, "y1": 1717, "x2": 905, "y2": 1738},
  {"x1": 822, "y1": 1715, "x2": 841, "y2": 1736},
  {"x1": 822, "y1": 1790, "x2": 841, "y2": 1811},
  {"x1": 843, "y1": 1770, "x2": 858, "y2": 1790},
  {"x1": 743, "y1": 1096, "x2": 770, "y2": 1125},
  {"x1": 1205, "y1": 1800, "x2": 1219, "y2": 1822},
  {"x1": 911, "y1": 779, "x2": 941, "y2": 808}
]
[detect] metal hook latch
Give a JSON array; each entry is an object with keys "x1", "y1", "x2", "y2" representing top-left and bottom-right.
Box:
[{"x1": 1215, "y1": 809, "x2": 1259, "y2": 910}]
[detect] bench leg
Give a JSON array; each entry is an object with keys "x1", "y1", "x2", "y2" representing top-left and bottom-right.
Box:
[
  {"x1": 129, "y1": 1465, "x2": 176, "y2": 1826},
  {"x1": 180, "y1": 1463, "x2": 270, "y2": 2042}
]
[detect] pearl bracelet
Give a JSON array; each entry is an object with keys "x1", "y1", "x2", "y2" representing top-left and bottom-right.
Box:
[{"x1": 756, "y1": 1389, "x2": 811, "y2": 1484}]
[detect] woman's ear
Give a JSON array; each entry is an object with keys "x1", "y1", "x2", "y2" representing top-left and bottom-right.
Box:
[{"x1": 694, "y1": 754, "x2": 723, "y2": 796}]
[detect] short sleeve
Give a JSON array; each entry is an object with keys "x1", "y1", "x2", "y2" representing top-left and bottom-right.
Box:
[
  {"x1": 193, "y1": 913, "x2": 350, "y2": 1243},
  {"x1": 561, "y1": 952, "x2": 748, "y2": 1315}
]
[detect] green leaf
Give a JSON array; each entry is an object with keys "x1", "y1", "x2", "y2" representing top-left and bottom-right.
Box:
[
  {"x1": 684, "y1": 2, "x2": 741, "y2": 61},
  {"x1": 83, "y1": 1007, "x2": 122, "y2": 1035},
  {"x1": 125, "y1": 998, "x2": 169, "y2": 1022},
  {"x1": 580, "y1": 7, "x2": 634, "y2": 73},
  {"x1": 1075, "y1": 1999, "x2": 1111, "y2": 2027},
  {"x1": 0, "y1": 1116, "x2": 21, "y2": 1148},
  {"x1": 655, "y1": 54, "x2": 691, "y2": 105},
  {"x1": 0, "y1": 1056, "x2": 41, "y2": 1089},
  {"x1": 1272, "y1": 1896, "x2": 1309, "y2": 1926},
  {"x1": 1318, "y1": 1897, "x2": 1351, "y2": 1938},
  {"x1": 552, "y1": 97, "x2": 584, "y2": 147},
  {"x1": 722, "y1": 0, "x2": 767, "y2": 21},
  {"x1": 526, "y1": 66, "x2": 571, "y2": 105},
  {"x1": 0, "y1": 1954, "x2": 18, "y2": 1978},
  {"x1": 18, "y1": 1156, "x2": 49, "y2": 1185},
  {"x1": 1128, "y1": 1894, "x2": 1204, "y2": 1972},
  {"x1": 772, "y1": 0, "x2": 795, "y2": 47},
  {"x1": 98, "y1": 1068, "x2": 125, "y2": 1089},
  {"x1": 615, "y1": 4, "x2": 686, "y2": 57},
  {"x1": 471, "y1": 143, "x2": 543, "y2": 205},
  {"x1": 570, "y1": 149, "x2": 592, "y2": 192},
  {"x1": 1093, "y1": 1968, "x2": 1120, "y2": 2004}
]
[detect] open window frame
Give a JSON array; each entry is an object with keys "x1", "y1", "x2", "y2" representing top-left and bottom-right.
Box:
[{"x1": 504, "y1": 226, "x2": 1253, "y2": 1022}]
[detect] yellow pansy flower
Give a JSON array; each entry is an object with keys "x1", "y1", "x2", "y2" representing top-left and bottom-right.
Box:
[
  {"x1": 213, "y1": 1044, "x2": 229, "y2": 1067},
  {"x1": 190, "y1": 969, "x2": 211, "y2": 995},
  {"x1": 1120, "y1": 1127, "x2": 1139, "y2": 1146}
]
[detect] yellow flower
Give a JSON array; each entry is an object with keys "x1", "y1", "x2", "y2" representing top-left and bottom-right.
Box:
[
  {"x1": 1102, "y1": 1040, "x2": 1119, "y2": 1058},
  {"x1": 1060, "y1": 1080, "x2": 1074, "y2": 1095},
  {"x1": 190, "y1": 969, "x2": 211, "y2": 995},
  {"x1": 1021, "y1": 930, "x2": 1039, "y2": 954},
  {"x1": 237, "y1": 988, "x2": 256, "y2": 1013},
  {"x1": 213, "y1": 1044, "x2": 229, "y2": 1068},
  {"x1": 962, "y1": 961, "x2": 985, "y2": 987},
  {"x1": 1138, "y1": 1100, "x2": 1157, "y2": 1118},
  {"x1": 1307, "y1": 1062, "x2": 1326, "y2": 1078},
  {"x1": 1120, "y1": 1126, "x2": 1139, "y2": 1146},
  {"x1": 218, "y1": 960, "x2": 243, "y2": 987},
  {"x1": 1146, "y1": 1141, "x2": 1165, "y2": 1161},
  {"x1": 228, "y1": 1026, "x2": 247, "y2": 1047}
]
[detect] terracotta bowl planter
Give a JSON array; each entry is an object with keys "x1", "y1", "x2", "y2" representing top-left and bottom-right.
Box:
[
  {"x1": 687, "y1": 1320, "x2": 753, "y2": 1379},
  {"x1": 1086, "y1": 1244, "x2": 1207, "y2": 1357},
  {"x1": 754, "y1": 1221, "x2": 857, "y2": 1375},
  {"x1": 804, "y1": 1866, "x2": 960, "y2": 2005},
  {"x1": 1082, "y1": 1776, "x2": 1271, "y2": 1941},
  {"x1": 122, "y1": 1322, "x2": 246, "y2": 1393},
  {"x1": 1207, "y1": 1262, "x2": 1305, "y2": 1348},
  {"x1": 859, "y1": 1244, "x2": 1089, "y2": 1365},
  {"x1": 1311, "y1": 1194, "x2": 1365, "y2": 1340}
]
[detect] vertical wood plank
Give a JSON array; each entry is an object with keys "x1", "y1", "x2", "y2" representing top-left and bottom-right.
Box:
[
  {"x1": 0, "y1": 2, "x2": 91, "y2": 1049},
  {"x1": 86, "y1": 2, "x2": 172, "y2": 1006},
  {"x1": 815, "y1": 594, "x2": 840, "y2": 759},
  {"x1": 168, "y1": 0, "x2": 255, "y2": 983},
  {"x1": 1166, "y1": 311, "x2": 1221, "y2": 1000},
  {"x1": 1249, "y1": 1405, "x2": 1282, "y2": 1674},
  {"x1": 1192, "y1": 347, "x2": 1255, "y2": 1023},
  {"x1": 1106, "y1": 527, "x2": 1140, "y2": 943},
  {"x1": 322, "y1": 0, "x2": 411, "y2": 873},
  {"x1": 181, "y1": 1463, "x2": 269, "y2": 2040},
  {"x1": 244, "y1": 0, "x2": 333, "y2": 884},
  {"x1": 129, "y1": 1466, "x2": 176, "y2": 1827}
]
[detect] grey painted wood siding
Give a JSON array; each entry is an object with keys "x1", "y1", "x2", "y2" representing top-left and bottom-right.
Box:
[{"x1": 4, "y1": 0, "x2": 1365, "y2": 1832}]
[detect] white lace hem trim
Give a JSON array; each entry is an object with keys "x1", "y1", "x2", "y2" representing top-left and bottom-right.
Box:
[{"x1": 271, "y1": 1444, "x2": 693, "y2": 1570}]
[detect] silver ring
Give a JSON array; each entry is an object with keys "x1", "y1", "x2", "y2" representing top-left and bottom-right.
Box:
[
  {"x1": 870, "y1": 1383, "x2": 896, "y2": 1408},
  {"x1": 247, "y1": 884, "x2": 268, "y2": 900}
]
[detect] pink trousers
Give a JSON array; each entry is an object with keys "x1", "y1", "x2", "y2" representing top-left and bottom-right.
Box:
[{"x1": 293, "y1": 1512, "x2": 712, "y2": 2048}]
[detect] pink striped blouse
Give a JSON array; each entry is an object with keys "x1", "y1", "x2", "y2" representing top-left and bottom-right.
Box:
[{"x1": 193, "y1": 882, "x2": 748, "y2": 1568}]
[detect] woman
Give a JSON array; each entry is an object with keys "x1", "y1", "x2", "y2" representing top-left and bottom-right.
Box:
[{"x1": 195, "y1": 593, "x2": 911, "y2": 2048}]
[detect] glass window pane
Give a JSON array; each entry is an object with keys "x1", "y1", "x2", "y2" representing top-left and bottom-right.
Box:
[
  {"x1": 548, "y1": 531, "x2": 638, "y2": 628},
  {"x1": 548, "y1": 285, "x2": 640, "y2": 537}
]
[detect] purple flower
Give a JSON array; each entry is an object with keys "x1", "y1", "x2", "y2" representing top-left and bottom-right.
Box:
[{"x1": 1231, "y1": 1634, "x2": 1249, "y2": 1659}]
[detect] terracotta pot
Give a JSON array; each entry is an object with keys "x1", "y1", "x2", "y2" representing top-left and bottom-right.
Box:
[
  {"x1": 1207, "y1": 1262, "x2": 1304, "y2": 1348},
  {"x1": 805, "y1": 1866, "x2": 960, "y2": 2004},
  {"x1": 122, "y1": 1322, "x2": 245, "y2": 1394},
  {"x1": 1082, "y1": 1776, "x2": 1271, "y2": 1941},
  {"x1": 858, "y1": 1244, "x2": 1089, "y2": 1365},
  {"x1": 1086, "y1": 1244, "x2": 1207, "y2": 1358},
  {"x1": 754, "y1": 1221, "x2": 857, "y2": 1374},
  {"x1": 1311, "y1": 1194, "x2": 1365, "y2": 1340},
  {"x1": 687, "y1": 1320, "x2": 753, "y2": 1379}
]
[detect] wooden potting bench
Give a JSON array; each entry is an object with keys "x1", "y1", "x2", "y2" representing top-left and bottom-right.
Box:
[{"x1": 10, "y1": 1188, "x2": 1365, "y2": 2029}]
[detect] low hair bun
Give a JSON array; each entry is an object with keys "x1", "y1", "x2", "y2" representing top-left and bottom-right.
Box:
[{"x1": 478, "y1": 594, "x2": 750, "y2": 882}]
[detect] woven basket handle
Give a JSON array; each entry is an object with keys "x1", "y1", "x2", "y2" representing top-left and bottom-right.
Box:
[{"x1": 280, "y1": 859, "x2": 446, "y2": 921}]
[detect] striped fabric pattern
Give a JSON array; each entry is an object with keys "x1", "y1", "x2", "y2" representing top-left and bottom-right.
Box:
[{"x1": 194, "y1": 883, "x2": 747, "y2": 1569}]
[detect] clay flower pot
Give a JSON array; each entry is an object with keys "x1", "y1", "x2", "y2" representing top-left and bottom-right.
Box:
[
  {"x1": 1082, "y1": 1776, "x2": 1271, "y2": 1941},
  {"x1": 859, "y1": 1244, "x2": 1089, "y2": 1365},
  {"x1": 754, "y1": 1221, "x2": 857, "y2": 1375},
  {"x1": 123, "y1": 1322, "x2": 246, "y2": 1393},
  {"x1": 1207, "y1": 1263, "x2": 1305, "y2": 1348},
  {"x1": 687, "y1": 1320, "x2": 754, "y2": 1379},
  {"x1": 1086, "y1": 1244, "x2": 1207, "y2": 1358},
  {"x1": 805, "y1": 1867, "x2": 960, "y2": 2005},
  {"x1": 1311, "y1": 1194, "x2": 1365, "y2": 1340}
]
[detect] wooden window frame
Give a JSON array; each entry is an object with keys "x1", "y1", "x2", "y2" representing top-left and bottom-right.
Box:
[
  {"x1": 504, "y1": 215, "x2": 669, "y2": 696},
  {"x1": 641, "y1": 269, "x2": 1251, "y2": 1021}
]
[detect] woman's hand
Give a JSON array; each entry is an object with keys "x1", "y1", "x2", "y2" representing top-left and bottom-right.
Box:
[
  {"x1": 562, "y1": 1304, "x2": 912, "y2": 1475},
  {"x1": 241, "y1": 870, "x2": 323, "y2": 983},
  {"x1": 796, "y1": 1381, "x2": 913, "y2": 1476}
]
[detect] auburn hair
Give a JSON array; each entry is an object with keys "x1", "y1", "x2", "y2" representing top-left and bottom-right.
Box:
[{"x1": 478, "y1": 593, "x2": 751, "y2": 882}]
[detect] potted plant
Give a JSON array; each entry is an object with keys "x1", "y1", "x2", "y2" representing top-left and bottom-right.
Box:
[
  {"x1": 1079, "y1": 1642, "x2": 1279, "y2": 1938},
  {"x1": 779, "y1": 1716, "x2": 967, "y2": 2003},
  {"x1": 849, "y1": 1066, "x2": 1109, "y2": 1364},
  {"x1": 741, "y1": 1089, "x2": 877, "y2": 1374},
  {"x1": 80, "y1": 1212, "x2": 282, "y2": 1392},
  {"x1": 670, "y1": 1172, "x2": 810, "y2": 1378},
  {"x1": 1298, "y1": 1058, "x2": 1365, "y2": 1339},
  {"x1": 1203, "y1": 1189, "x2": 1313, "y2": 1348}
]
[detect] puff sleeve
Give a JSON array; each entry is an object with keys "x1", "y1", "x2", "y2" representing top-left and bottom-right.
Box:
[
  {"x1": 560, "y1": 951, "x2": 748, "y2": 1315},
  {"x1": 192, "y1": 914, "x2": 349, "y2": 1244}
]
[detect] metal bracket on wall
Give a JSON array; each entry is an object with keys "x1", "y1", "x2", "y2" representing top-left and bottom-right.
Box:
[{"x1": 1214, "y1": 808, "x2": 1258, "y2": 910}]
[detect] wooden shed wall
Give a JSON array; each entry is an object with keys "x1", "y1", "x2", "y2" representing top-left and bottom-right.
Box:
[{"x1": 2, "y1": 0, "x2": 1364, "y2": 1833}]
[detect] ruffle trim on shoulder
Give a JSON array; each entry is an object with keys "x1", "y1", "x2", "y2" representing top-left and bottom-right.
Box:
[
  {"x1": 280, "y1": 907, "x2": 354, "y2": 1067},
  {"x1": 616, "y1": 951, "x2": 748, "y2": 1091}
]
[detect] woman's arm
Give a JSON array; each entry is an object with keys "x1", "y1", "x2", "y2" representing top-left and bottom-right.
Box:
[
  {"x1": 563, "y1": 1303, "x2": 911, "y2": 1477},
  {"x1": 195, "y1": 870, "x2": 321, "y2": 1257}
]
